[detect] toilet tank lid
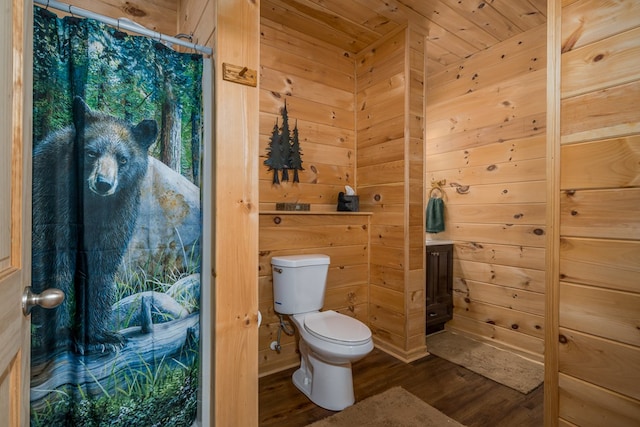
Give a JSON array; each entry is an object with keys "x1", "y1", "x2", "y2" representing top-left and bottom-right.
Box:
[{"x1": 271, "y1": 254, "x2": 330, "y2": 267}]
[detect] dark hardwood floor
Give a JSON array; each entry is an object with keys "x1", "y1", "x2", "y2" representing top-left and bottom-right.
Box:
[{"x1": 259, "y1": 347, "x2": 544, "y2": 427}]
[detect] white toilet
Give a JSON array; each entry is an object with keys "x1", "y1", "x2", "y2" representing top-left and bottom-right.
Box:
[{"x1": 271, "y1": 254, "x2": 373, "y2": 411}]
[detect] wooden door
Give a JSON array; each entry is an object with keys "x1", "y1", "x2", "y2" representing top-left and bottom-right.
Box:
[{"x1": 0, "y1": 0, "x2": 31, "y2": 425}]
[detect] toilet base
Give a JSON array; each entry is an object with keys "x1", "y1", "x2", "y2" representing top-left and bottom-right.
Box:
[{"x1": 292, "y1": 340, "x2": 355, "y2": 411}]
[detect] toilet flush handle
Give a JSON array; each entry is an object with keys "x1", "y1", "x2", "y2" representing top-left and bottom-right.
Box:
[{"x1": 273, "y1": 267, "x2": 283, "y2": 274}]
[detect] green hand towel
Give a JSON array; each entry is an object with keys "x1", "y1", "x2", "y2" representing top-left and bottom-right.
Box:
[{"x1": 426, "y1": 197, "x2": 445, "y2": 233}]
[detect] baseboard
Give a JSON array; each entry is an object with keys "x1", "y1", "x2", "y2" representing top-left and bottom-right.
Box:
[
  {"x1": 258, "y1": 360, "x2": 300, "y2": 378},
  {"x1": 373, "y1": 338, "x2": 429, "y2": 363}
]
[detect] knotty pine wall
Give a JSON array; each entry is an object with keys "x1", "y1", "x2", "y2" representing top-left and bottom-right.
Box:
[
  {"x1": 259, "y1": 19, "x2": 356, "y2": 211},
  {"x1": 257, "y1": 23, "x2": 429, "y2": 372},
  {"x1": 425, "y1": 23, "x2": 548, "y2": 361},
  {"x1": 53, "y1": 0, "x2": 215, "y2": 51},
  {"x1": 552, "y1": 1, "x2": 640, "y2": 425},
  {"x1": 356, "y1": 27, "x2": 427, "y2": 362},
  {"x1": 53, "y1": 0, "x2": 178, "y2": 36},
  {"x1": 178, "y1": 0, "x2": 260, "y2": 425},
  {"x1": 257, "y1": 19, "x2": 371, "y2": 375},
  {"x1": 177, "y1": 0, "x2": 214, "y2": 48}
]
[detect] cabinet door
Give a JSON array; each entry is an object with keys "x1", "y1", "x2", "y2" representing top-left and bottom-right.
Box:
[{"x1": 426, "y1": 244, "x2": 453, "y2": 328}]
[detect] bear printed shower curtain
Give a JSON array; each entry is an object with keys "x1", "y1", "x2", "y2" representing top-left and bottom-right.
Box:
[{"x1": 31, "y1": 6, "x2": 203, "y2": 426}]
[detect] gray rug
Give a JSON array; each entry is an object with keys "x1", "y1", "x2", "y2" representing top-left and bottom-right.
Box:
[
  {"x1": 306, "y1": 387, "x2": 464, "y2": 427},
  {"x1": 427, "y1": 331, "x2": 543, "y2": 394}
]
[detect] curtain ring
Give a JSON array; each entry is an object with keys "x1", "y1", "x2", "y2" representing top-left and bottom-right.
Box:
[
  {"x1": 45, "y1": 0, "x2": 50, "y2": 10},
  {"x1": 116, "y1": 18, "x2": 120, "y2": 31},
  {"x1": 68, "y1": 5, "x2": 74, "y2": 17}
]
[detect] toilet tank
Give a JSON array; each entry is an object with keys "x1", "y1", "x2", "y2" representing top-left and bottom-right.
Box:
[{"x1": 271, "y1": 254, "x2": 330, "y2": 314}]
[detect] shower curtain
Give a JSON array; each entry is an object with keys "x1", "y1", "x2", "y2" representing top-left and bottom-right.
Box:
[{"x1": 31, "y1": 6, "x2": 203, "y2": 426}]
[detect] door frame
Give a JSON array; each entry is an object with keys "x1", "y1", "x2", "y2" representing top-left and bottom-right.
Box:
[{"x1": 0, "y1": 0, "x2": 33, "y2": 425}]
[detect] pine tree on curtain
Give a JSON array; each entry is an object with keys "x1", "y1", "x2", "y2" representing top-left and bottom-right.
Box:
[{"x1": 31, "y1": 7, "x2": 204, "y2": 426}]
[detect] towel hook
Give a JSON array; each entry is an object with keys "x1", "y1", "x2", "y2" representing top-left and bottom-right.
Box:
[{"x1": 429, "y1": 179, "x2": 447, "y2": 199}]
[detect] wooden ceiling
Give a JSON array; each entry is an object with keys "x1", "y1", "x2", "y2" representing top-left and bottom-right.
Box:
[{"x1": 261, "y1": 0, "x2": 547, "y2": 73}]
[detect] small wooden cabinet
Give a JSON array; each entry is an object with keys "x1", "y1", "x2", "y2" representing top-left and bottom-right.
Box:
[{"x1": 426, "y1": 243, "x2": 453, "y2": 334}]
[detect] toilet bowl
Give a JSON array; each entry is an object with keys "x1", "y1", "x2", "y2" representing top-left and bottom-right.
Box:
[
  {"x1": 271, "y1": 254, "x2": 373, "y2": 411},
  {"x1": 289, "y1": 310, "x2": 373, "y2": 411}
]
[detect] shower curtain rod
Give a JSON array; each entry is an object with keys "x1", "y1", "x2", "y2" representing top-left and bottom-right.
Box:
[{"x1": 33, "y1": 0, "x2": 213, "y2": 56}]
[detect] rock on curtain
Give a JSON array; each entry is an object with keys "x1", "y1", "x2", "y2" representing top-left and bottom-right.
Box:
[{"x1": 31, "y1": 6, "x2": 203, "y2": 426}]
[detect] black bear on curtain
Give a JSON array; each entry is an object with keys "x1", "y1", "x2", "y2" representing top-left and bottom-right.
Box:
[{"x1": 32, "y1": 97, "x2": 158, "y2": 354}]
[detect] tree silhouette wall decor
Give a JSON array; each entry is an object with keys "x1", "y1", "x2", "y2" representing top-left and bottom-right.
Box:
[{"x1": 264, "y1": 100, "x2": 303, "y2": 184}]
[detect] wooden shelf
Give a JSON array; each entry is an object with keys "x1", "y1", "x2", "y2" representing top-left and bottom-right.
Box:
[{"x1": 260, "y1": 210, "x2": 372, "y2": 216}]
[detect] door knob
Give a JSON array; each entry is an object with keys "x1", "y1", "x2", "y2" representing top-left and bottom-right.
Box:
[{"x1": 22, "y1": 286, "x2": 65, "y2": 316}]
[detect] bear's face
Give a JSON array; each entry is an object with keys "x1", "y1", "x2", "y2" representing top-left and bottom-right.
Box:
[
  {"x1": 73, "y1": 97, "x2": 158, "y2": 197},
  {"x1": 83, "y1": 124, "x2": 146, "y2": 197}
]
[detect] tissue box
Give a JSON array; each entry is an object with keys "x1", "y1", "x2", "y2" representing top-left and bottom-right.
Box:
[{"x1": 337, "y1": 193, "x2": 359, "y2": 212}]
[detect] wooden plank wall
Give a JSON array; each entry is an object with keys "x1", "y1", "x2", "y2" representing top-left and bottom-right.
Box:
[
  {"x1": 256, "y1": 19, "x2": 371, "y2": 376},
  {"x1": 259, "y1": 18, "x2": 356, "y2": 212},
  {"x1": 356, "y1": 27, "x2": 427, "y2": 362},
  {"x1": 555, "y1": 1, "x2": 640, "y2": 425},
  {"x1": 209, "y1": 0, "x2": 261, "y2": 424},
  {"x1": 357, "y1": 28, "x2": 408, "y2": 356},
  {"x1": 177, "y1": 0, "x2": 214, "y2": 48},
  {"x1": 53, "y1": 0, "x2": 178, "y2": 36},
  {"x1": 55, "y1": 0, "x2": 214, "y2": 53},
  {"x1": 425, "y1": 23, "x2": 548, "y2": 360},
  {"x1": 178, "y1": 0, "x2": 260, "y2": 426},
  {"x1": 406, "y1": 29, "x2": 427, "y2": 360},
  {"x1": 258, "y1": 212, "x2": 370, "y2": 376}
]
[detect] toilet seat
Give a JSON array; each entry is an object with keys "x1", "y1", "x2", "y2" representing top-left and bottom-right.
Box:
[{"x1": 304, "y1": 310, "x2": 371, "y2": 345}]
